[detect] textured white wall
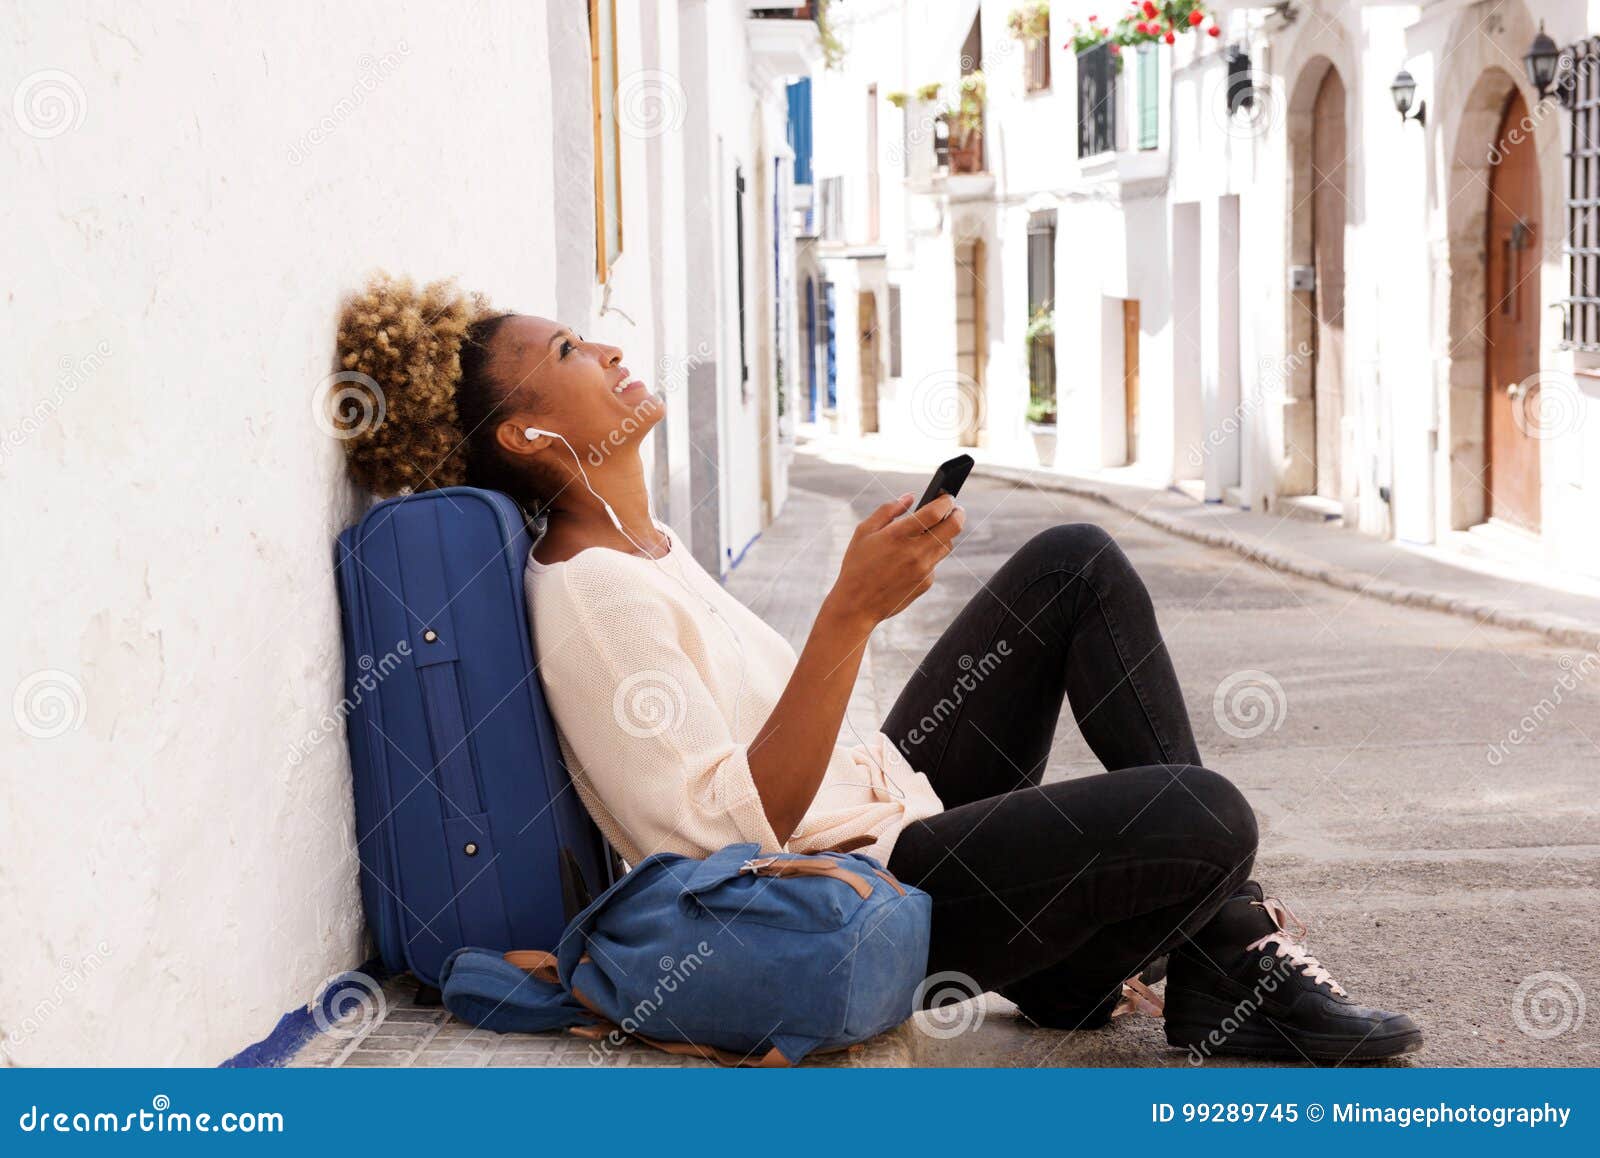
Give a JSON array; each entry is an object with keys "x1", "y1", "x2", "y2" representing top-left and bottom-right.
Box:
[{"x1": 1, "y1": 0, "x2": 568, "y2": 1064}]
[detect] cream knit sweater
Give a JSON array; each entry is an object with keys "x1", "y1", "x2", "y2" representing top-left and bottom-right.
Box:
[{"x1": 524, "y1": 525, "x2": 943, "y2": 866}]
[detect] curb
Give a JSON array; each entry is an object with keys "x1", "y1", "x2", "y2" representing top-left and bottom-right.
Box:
[{"x1": 972, "y1": 461, "x2": 1600, "y2": 653}]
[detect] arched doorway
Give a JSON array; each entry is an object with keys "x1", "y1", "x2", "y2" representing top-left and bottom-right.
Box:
[
  {"x1": 1484, "y1": 88, "x2": 1542, "y2": 531},
  {"x1": 1309, "y1": 67, "x2": 1347, "y2": 500}
]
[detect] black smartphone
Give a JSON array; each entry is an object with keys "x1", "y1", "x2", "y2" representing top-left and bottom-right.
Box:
[{"x1": 915, "y1": 454, "x2": 975, "y2": 510}]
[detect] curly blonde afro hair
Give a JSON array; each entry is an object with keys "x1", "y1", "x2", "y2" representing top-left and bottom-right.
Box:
[{"x1": 334, "y1": 272, "x2": 501, "y2": 497}]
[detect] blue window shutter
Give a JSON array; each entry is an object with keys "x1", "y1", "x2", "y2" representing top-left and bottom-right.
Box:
[{"x1": 787, "y1": 78, "x2": 813, "y2": 186}]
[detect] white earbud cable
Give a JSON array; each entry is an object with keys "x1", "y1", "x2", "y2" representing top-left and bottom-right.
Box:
[{"x1": 525, "y1": 426, "x2": 749, "y2": 735}]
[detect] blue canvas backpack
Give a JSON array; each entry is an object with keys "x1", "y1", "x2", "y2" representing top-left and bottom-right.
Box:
[{"x1": 440, "y1": 842, "x2": 932, "y2": 1066}]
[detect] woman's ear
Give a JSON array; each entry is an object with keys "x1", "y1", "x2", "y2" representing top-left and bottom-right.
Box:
[{"x1": 496, "y1": 419, "x2": 551, "y2": 457}]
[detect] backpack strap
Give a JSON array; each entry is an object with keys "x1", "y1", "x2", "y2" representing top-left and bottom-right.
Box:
[
  {"x1": 565, "y1": 984, "x2": 793, "y2": 1067},
  {"x1": 739, "y1": 856, "x2": 873, "y2": 898},
  {"x1": 502, "y1": 949, "x2": 561, "y2": 984},
  {"x1": 437, "y1": 947, "x2": 594, "y2": 1034}
]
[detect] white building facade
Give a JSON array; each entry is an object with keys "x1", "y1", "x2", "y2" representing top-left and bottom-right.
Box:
[
  {"x1": 809, "y1": 0, "x2": 1600, "y2": 581},
  {"x1": 3, "y1": 0, "x2": 818, "y2": 1064}
]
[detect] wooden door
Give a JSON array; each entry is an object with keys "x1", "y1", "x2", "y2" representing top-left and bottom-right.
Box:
[
  {"x1": 858, "y1": 291, "x2": 880, "y2": 434},
  {"x1": 1123, "y1": 299, "x2": 1141, "y2": 463},
  {"x1": 1485, "y1": 89, "x2": 1543, "y2": 532},
  {"x1": 955, "y1": 240, "x2": 986, "y2": 445},
  {"x1": 1311, "y1": 68, "x2": 1347, "y2": 500}
]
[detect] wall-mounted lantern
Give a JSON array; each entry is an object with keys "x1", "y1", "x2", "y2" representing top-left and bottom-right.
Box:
[
  {"x1": 1225, "y1": 46, "x2": 1255, "y2": 116},
  {"x1": 1390, "y1": 69, "x2": 1426, "y2": 127},
  {"x1": 1523, "y1": 22, "x2": 1572, "y2": 106},
  {"x1": 1524, "y1": 23, "x2": 1560, "y2": 97}
]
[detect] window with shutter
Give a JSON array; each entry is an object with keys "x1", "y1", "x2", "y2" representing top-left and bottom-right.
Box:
[
  {"x1": 1138, "y1": 44, "x2": 1158, "y2": 150},
  {"x1": 1077, "y1": 43, "x2": 1117, "y2": 158}
]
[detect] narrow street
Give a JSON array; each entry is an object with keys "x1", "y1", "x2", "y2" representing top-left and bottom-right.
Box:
[{"x1": 743, "y1": 449, "x2": 1600, "y2": 1067}]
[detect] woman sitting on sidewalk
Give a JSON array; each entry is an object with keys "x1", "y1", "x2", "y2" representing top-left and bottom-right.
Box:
[{"x1": 336, "y1": 274, "x2": 1422, "y2": 1062}]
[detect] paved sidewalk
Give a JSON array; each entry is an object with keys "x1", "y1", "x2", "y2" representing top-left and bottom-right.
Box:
[{"x1": 287, "y1": 973, "x2": 912, "y2": 1067}]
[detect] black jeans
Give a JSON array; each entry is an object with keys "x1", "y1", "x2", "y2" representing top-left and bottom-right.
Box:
[{"x1": 882, "y1": 523, "x2": 1259, "y2": 1024}]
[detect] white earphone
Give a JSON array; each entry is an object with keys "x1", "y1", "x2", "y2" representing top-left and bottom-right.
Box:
[{"x1": 524, "y1": 423, "x2": 752, "y2": 734}]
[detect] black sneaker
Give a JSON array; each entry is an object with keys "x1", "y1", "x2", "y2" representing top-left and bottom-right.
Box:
[{"x1": 1164, "y1": 883, "x2": 1423, "y2": 1063}]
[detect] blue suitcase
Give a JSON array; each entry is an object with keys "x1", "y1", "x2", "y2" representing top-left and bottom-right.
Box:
[{"x1": 334, "y1": 487, "x2": 610, "y2": 989}]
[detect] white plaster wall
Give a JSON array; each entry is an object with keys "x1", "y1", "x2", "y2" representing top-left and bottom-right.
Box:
[{"x1": 0, "y1": 0, "x2": 635, "y2": 1065}]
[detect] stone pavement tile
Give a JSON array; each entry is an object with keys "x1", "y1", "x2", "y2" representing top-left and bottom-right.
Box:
[{"x1": 290, "y1": 970, "x2": 914, "y2": 1067}]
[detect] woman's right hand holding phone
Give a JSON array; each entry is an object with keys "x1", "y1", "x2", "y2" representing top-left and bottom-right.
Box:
[{"x1": 822, "y1": 492, "x2": 965, "y2": 632}]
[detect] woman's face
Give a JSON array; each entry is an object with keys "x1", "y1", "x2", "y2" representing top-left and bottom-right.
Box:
[{"x1": 490, "y1": 314, "x2": 663, "y2": 463}]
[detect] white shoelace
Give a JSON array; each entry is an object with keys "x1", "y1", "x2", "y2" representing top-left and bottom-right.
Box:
[{"x1": 1246, "y1": 896, "x2": 1347, "y2": 997}]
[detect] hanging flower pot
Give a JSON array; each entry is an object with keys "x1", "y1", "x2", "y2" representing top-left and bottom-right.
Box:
[{"x1": 1068, "y1": 1, "x2": 1214, "y2": 55}]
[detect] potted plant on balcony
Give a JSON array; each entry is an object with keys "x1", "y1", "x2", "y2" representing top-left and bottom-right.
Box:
[
  {"x1": 1067, "y1": 2, "x2": 1220, "y2": 63},
  {"x1": 1008, "y1": 2, "x2": 1052, "y2": 91},
  {"x1": 1007, "y1": 1, "x2": 1051, "y2": 42},
  {"x1": 942, "y1": 72, "x2": 986, "y2": 174}
]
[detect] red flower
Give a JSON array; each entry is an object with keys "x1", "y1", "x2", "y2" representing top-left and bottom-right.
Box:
[
  {"x1": 1164, "y1": 30, "x2": 1176, "y2": 44},
  {"x1": 1207, "y1": 25, "x2": 1221, "y2": 37},
  {"x1": 1134, "y1": 21, "x2": 1147, "y2": 33},
  {"x1": 1189, "y1": 9, "x2": 1204, "y2": 25},
  {"x1": 1088, "y1": 13, "x2": 1098, "y2": 21},
  {"x1": 1109, "y1": 42, "x2": 1122, "y2": 55},
  {"x1": 1142, "y1": 1, "x2": 1158, "y2": 18}
]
